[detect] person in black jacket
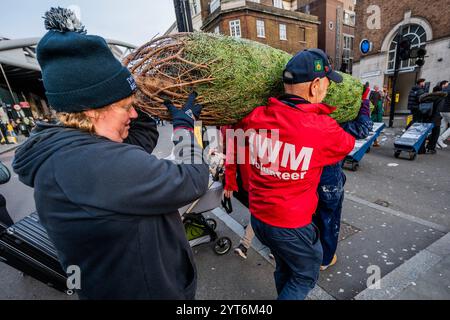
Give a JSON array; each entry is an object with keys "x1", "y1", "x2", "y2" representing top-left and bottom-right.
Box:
[
  {"x1": 12, "y1": 8, "x2": 209, "y2": 300},
  {"x1": 438, "y1": 81, "x2": 450, "y2": 148},
  {"x1": 418, "y1": 91, "x2": 447, "y2": 154},
  {"x1": 407, "y1": 79, "x2": 428, "y2": 124}
]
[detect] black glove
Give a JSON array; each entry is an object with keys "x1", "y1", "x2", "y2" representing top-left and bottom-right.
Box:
[{"x1": 164, "y1": 92, "x2": 202, "y2": 130}]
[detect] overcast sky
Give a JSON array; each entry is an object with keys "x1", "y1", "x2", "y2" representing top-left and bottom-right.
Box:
[{"x1": 0, "y1": 0, "x2": 176, "y2": 46}]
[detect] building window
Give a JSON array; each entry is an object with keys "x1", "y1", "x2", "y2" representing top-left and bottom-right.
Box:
[
  {"x1": 210, "y1": 0, "x2": 220, "y2": 13},
  {"x1": 387, "y1": 24, "x2": 427, "y2": 72},
  {"x1": 299, "y1": 27, "x2": 306, "y2": 42},
  {"x1": 214, "y1": 25, "x2": 220, "y2": 34},
  {"x1": 249, "y1": 0, "x2": 260, "y2": 3},
  {"x1": 257, "y1": 20, "x2": 265, "y2": 38},
  {"x1": 191, "y1": 0, "x2": 200, "y2": 16},
  {"x1": 304, "y1": 4, "x2": 311, "y2": 14},
  {"x1": 342, "y1": 34, "x2": 354, "y2": 73},
  {"x1": 273, "y1": 0, "x2": 283, "y2": 9},
  {"x1": 343, "y1": 10, "x2": 356, "y2": 26},
  {"x1": 230, "y1": 20, "x2": 242, "y2": 38},
  {"x1": 279, "y1": 24, "x2": 287, "y2": 41}
]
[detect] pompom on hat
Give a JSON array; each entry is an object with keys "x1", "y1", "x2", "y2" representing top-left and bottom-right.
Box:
[{"x1": 37, "y1": 7, "x2": 137, "y2": 113}]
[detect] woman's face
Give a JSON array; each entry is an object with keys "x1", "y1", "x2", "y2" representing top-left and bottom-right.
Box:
[{"x1": 87, "y1": 96, "x2": 138, "y2": 143}]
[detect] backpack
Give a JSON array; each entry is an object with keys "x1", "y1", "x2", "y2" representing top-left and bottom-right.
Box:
[{"x1": 418, "y1": 102, "x2": 433, "y2": 117}]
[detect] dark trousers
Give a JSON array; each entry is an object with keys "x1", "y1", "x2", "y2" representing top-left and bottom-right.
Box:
[
  {"x1": 232, "y1": 168, "x2": 249, "y2": 208},
  {"x1": 251, "y1": 216, "x2": 322, "y2": 300},
  {"x1": 313, "y1": 162, "x2": 346, "y2": 266},
  {"x1": 412, "y1": 109, "x2": 422, "y2": 123},
  {"x1": 426, "y1": 126, "x2": 440, "y2": 151}
]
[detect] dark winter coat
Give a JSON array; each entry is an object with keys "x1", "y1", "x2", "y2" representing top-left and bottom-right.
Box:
[
  {"x1": 441, "y1": 87, "x2": 450, "y2": 113},
  {"x1": 408, "y1": 85, "x2": 427, "y2": 111},
  {"x1": 419, "y1": 92, "x2": 447, "y2": 126},
  {"x1": 12, "y1": 115, "x2": 209, "y2": 300}
]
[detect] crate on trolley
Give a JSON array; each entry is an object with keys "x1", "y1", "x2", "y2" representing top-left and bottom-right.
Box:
[
  {"x1": 394, "y1": 123, "x2": 434, "y2": 160},
  {"x1": 343, "y1": 122, "x2": 386, "y2": 171}
]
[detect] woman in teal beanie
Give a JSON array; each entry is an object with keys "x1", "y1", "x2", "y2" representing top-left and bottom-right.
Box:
[{"x1": 13, "y1": 7, "x2": 209, "y2": 300}]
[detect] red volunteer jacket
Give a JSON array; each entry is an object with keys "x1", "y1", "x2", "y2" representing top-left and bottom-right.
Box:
[{"x1": 227, "y1": 97, "x2": 355, "y2": 228}]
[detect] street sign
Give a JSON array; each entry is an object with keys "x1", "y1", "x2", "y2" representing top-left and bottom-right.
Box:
[{"x1": 360, "y1": 39, "x2": 372, "y2": 54}]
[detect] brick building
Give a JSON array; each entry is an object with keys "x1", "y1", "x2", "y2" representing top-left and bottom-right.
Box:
[
  {"x1": 297, "y1": 0, "x2": 356, "y2": 73},
  {"x1": 168, "y1": 1, "x2": 319, "y2": 54},
  {"x1": 353, "y1": 0, "x2": 450, "y2": 113}
]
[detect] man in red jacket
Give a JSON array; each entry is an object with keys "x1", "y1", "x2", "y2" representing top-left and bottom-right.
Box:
[{"x1": 226, "y1": 49, "x2": 355, "y2": 300}]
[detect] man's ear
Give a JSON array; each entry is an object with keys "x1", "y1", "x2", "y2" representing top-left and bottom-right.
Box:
[{"x1": 310, "y1": 78, "x2": 321, "y2": 97}]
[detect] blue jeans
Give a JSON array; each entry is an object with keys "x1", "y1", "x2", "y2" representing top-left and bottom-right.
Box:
[
  {"x1": 251, "y1": 216, "x2": 323, "y2": 300},
  {"x1": 313, "y1": 162, "x2": 346, "y2": 266}
]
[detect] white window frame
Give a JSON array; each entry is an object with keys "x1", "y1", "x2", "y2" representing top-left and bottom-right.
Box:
[
  {"x1": 191, "y1": 0, "x2": 200, "y2": 16},
  {"x1": 210, "y1": 0, "x2": 220, "y2": 13},
  {"x1": 230, "y1": 20, "x2": 242, "y2": 38},
  {"x1": 214, "y1": 25, "x2": 220, "y2": 34},
  {"x1": 279, "y1": 24, "x2": 287, "y2": 41},
  {"x1": 387, "y1": 24, "x2": 427, "y2": 72},
  {"x1": 256, "y1": 20, "x2": 265, "y2": 38},
  {"x1": 273, "y1": 0, "x2": 283, "y2": 9},
  {"x1": 343, "y1": 10, "x2": 356, "y2": 26},
  {"x1": 342, "y1": 34, "x2": 354, "y2": 73}
]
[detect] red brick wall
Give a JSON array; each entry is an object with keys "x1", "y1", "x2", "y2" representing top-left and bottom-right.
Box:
[
  {"x1": 354, "y1": 0, "x2": 450, "y2": 62},
  {"x1": 205, "y1": 11, "x2": 318, "y2": 54}
]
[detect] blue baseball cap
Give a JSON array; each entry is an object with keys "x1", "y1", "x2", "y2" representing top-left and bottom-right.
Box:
[{"x1": 283, "y1": 48, "x2": 343, "y2": 84}]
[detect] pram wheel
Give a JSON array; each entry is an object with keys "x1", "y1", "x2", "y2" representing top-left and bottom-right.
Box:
[
  {"x1": 409, "y1": 152, "x2": 417, "y2": 161},
  {"x1": 206, "y1": 218, "x2": 217, "y2": 231},
  {"x1": 394, "y1": 150, "x2": 401, "y2": 158},
  {"x1": 213, "y1": 237, "x2": 232, "y2": 255}
]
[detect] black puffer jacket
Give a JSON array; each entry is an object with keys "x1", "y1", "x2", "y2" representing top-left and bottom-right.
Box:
[
  {"x1": 419, "y1": 92, "x2": 447, "y2": 126},
  {"x1": 408, "y1": 85, "x2": 427, "y2": 111}
]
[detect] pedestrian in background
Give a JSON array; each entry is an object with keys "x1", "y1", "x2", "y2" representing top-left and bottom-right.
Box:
[
  {"x1": 417, "y1": 91, "x2": 447, "y2": 154},
  {"x1": 369, "y1": 85, "x2": 383, "y2": 123},
  {"x1": 13, "y1": 7, "x2": 209, "y2": 300},
  {"x1": 407, "y1": 79, "x2": 428, "y2": 125},
  {"x1": 437, "y1": 80, "x2": 450, "y2": 148}
]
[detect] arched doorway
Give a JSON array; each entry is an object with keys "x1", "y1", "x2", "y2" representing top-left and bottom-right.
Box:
[
  {"x1": 384, "y1": 23, "x2": 430, "y2": 113},
  {"x1": 387, "y1": 24, "x2": 427, "y2": 72}
]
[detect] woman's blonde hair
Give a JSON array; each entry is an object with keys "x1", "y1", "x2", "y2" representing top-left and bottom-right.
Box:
[
  {"x1": 57, "y1": 111, "x2": 96, "y2": 133},
  {"x1": 57, "y1": 96, "x2": 136, "y2": 133}
]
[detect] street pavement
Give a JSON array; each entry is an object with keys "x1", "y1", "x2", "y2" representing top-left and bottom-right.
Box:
[{"x1": 0, "y1": 119, "x2": 449, "y2": 300}]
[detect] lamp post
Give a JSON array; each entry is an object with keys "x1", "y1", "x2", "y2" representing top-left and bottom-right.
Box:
[{"x1": 388, "y1": 26, "x2": 406, "y2": 128}]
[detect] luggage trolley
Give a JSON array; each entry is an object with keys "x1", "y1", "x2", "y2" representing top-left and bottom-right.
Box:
[
  {"x1": 179, "y1": 151, "x2": 232, "y2": 255},
  {"x1": 394, "y1": 123, "x2": 434, "y2": 160},
  {"x1": 343, "y1": 122, "x2": 386, "y2": 171},
  {"x1": 0, "y1": 213, "x2": 72, "y2": 295}
]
